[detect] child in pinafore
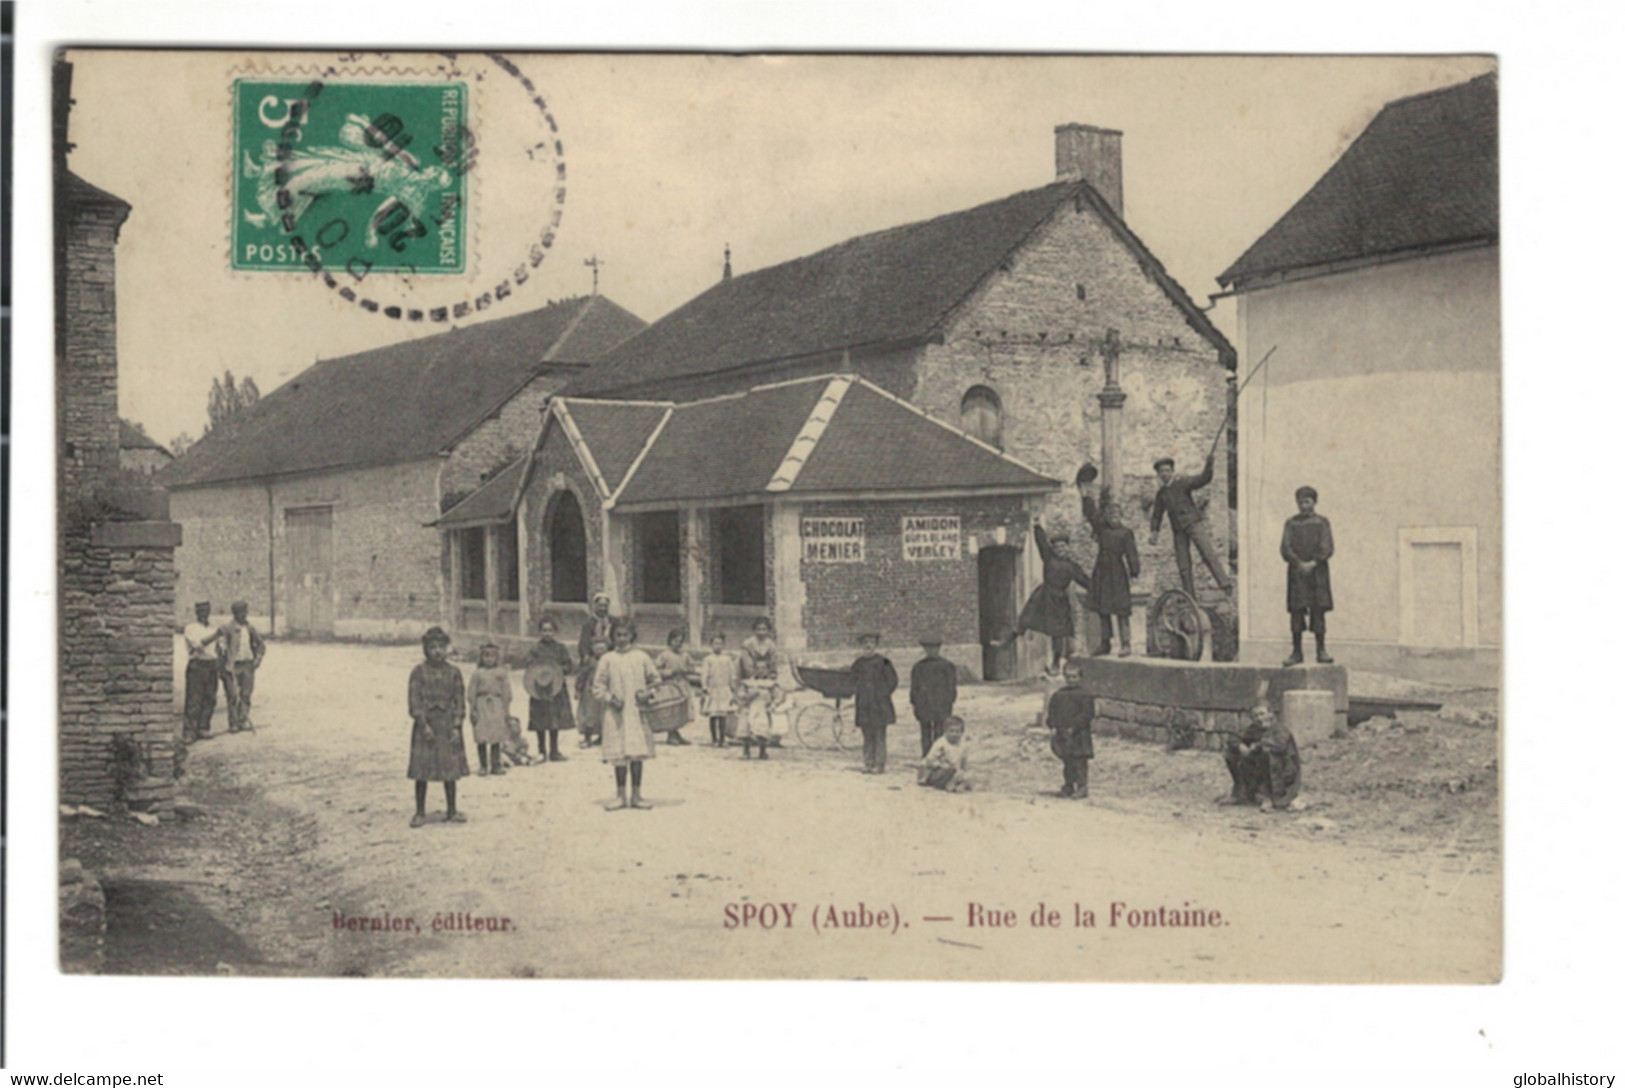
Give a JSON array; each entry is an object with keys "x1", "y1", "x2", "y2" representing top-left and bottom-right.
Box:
[
  {"x1": 526, "y1": 614, "x2": 575, "y2": 761},
  {"x1": 1045, "y1": 657, "x2": 1095, "y2": 799},
  {"x1": 593, "y1": 619, "x2": 661, "y2": 810},
  {"x1": 577, "y1": 634, "x2": 609, "y2": 747},
  {"x1": 699, "y1": 631, "x2": 738, "y2": 747},
  {"x1": 408, "y1": 627, "x2": 470, "y2": 827},
  {"x1": 852, "y1": 632, "x2": 898, "y2": 774},
  {"x1": 736, "y1": 617, "x2": 781, "y2": 759},
  {"x1": 468, "y1": 642, "x2": 512, "y2": 776}
]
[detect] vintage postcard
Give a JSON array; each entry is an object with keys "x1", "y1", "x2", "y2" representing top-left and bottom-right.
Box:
[{"x1": 53, "y1": 49, "x2": 1501, "y2": 985}]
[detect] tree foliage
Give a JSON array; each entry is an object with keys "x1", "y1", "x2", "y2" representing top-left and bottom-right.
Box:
[{"x1": 205, "y1": 371, "x2": 261, "y2": 435}]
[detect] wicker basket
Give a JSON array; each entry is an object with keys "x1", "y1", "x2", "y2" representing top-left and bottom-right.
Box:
[{"x1": 641, "y1": 682, "x2": 693, "y2": 733}]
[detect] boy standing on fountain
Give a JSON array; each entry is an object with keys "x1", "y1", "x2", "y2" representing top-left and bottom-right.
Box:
[
  {"x1": 1150, "y1": 454, "x2": 1233, "y2": 597},
  {"x1": 1281, "y1": 485, "x2": 1335, "y2": 666}
]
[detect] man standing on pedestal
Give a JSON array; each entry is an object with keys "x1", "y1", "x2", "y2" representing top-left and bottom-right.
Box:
[
  {"x1": 1150, "y1": 454, "x2": 1233, "y2": 596},
  {"x1": 1281, "y1": 485, "x2": 1335, "y2": 666}
]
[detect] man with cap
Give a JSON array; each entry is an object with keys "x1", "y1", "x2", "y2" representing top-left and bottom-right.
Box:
[
  {"x1": 851, "y1": 632, "x2": 898, "y2": 774},
  {"x1": 219, "y1": 600, "x2": 267, "y2": 732},
  {"x1": 1150, "y1": 454, "x2": 1233, "y2": 597},
  {"x1": 182, "y1": 601, "x2": 223, "y2": 742},
  {"x1": 909, "y1": 637, "x2": 959, "y2": 758},
  {"x1": 1005, "y1": 520, "x2": 1091, "y2": 673}
]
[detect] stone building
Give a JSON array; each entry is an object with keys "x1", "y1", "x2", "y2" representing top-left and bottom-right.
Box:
[
  {"x1": 57, "y1": 61, "x2": 183, "y2": 811},
  {"x1": 561, "y1": 124, "x2": 1236, "y2": 660},
  {"x1": 160, "y1": 295, "x2": 644, "y2": 640},
  {"x1": 438, "y1": 375, "x2": 1059, "y2": 676},
  {"x1": 1218, "y1": 73, "x2": 1499, "y2": 683}
]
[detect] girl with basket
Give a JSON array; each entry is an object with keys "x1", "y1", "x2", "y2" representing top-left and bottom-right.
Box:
[{"x1": 592, "y1": 619, "x2": 662, "y2": 810}]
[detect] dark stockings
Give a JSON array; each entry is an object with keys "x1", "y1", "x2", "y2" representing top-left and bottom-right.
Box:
[
  {"x1": 1062, "y1": 757, "x2": 1090, "y2": 797},
  {"x1": 414, "y1": 780, "x2": 457, "y2": 816},
  {"x1": 1290, "y1": 609, "x2": 1328, "y2": 657}
]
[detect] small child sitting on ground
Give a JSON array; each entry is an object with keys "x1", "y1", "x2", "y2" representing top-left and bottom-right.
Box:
[{"x1": 917, "y1": 715, "x2": 972, "y2": 792}]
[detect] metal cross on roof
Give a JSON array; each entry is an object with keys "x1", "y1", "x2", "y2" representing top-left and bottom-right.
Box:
[{"x1": 584, "y1": 254, "x2": 604, "y2": 294}]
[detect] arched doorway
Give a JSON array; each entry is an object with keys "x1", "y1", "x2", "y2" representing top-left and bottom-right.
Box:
[{"x1": 547, "y1": 491, "x2": 588, "y2": 603}]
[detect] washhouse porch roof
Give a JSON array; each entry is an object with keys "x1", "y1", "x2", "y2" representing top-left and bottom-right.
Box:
[{"x1": 436, "y1": 373, "x2": 1061, "y2": 525}]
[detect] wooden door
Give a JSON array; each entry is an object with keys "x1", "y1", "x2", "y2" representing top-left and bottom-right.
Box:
[
  {"x1": 285, "y1": 506, "x2": 335, "y2": 636},
  {"x1": 979, "y1": 546, "x2": 1020, "y2": 680}
]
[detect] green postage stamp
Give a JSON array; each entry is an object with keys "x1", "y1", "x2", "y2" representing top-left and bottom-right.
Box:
[{"x1": 232, "y1": 78, "x2": 469, "y2": 275}]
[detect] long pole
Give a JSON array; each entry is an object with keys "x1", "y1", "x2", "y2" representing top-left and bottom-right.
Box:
[{"x1": 1207, "y1": 345, "x2": 1276, "y2": 460}]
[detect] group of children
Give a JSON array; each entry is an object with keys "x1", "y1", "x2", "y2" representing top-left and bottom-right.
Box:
[
  {"x1": 403, "y1": 615, "x2": 990, "y2": 824},
  {"x1": 409, "y1": 613, "x2": 1306, "y2": 828}
]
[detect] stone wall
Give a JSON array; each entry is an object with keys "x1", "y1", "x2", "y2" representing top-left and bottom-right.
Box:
[
  {"x1": 61, "y1": 522, "x2": 182, "y2": 810},
  {"x1": 171, "y1": 459, "x2": 444, "y2": 639},
  {"x1": 59, "y1": 164, "x2": 184, "y2": 812},
  {"x1": 1062, "y1": 656, "x2": 1347, "y2": 752},
  {"x1": 794, "y1": 496, "x2": 1030, "y2": 653},
  {"x1": 913, "y1": 197, "x2": 1234, "y2": 599},
  {"x1": 58, "y1": 196, "x2": 127, "y2": 503},
  {"x1": 440, "y1": 372, "x2": 575, "y2": 509}
]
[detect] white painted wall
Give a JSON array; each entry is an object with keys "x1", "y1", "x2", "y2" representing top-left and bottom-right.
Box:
[{"x1": 1235, "y1": 246, "x2": 1500, "y2": 677}]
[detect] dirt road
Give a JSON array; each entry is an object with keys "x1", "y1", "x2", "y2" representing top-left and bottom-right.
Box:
[{"x1": 66, "y1": 641, "x2": 1500, "y2": 982}]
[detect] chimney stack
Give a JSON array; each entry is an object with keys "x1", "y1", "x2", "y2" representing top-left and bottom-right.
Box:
[{"x1": 1055, "y1": 123, "x2": 1123, "y2": 218}]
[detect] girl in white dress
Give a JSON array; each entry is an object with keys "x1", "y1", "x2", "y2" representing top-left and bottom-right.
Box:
[
  {"x1": 592, "y1": 620, "x2": 661, "y2": 810},
  {"x1": 699, "y1": 631, "x2": 738, "y2": 747}
]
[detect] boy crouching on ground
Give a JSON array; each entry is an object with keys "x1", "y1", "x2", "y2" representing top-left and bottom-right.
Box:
[{"x1": 917, "y1": 715, "x2": 972, "y2": 792}]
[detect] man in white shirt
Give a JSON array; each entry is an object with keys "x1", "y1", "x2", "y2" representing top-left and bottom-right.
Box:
[{"x1": 182, "y1": 601, "x2": 222, "y2": 741}]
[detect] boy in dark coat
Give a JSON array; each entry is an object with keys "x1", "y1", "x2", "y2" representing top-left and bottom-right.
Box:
[
  {"x1": 851, "y1": 633, "x2": 898, "y2": 774},
  {"x1": 909, "y1": 637, "x2": 959, "y2": 757},
  {"x1": 1219, "y1": 703, "x2": 1301, "y2": 811},
  {"x1": 1281, "y1": 485, "x2": 1335, "y2": 666},
  {"x1": 1045, "y1": 657, "x2": 1095, "y2": 799},
  {"x1": 1083, "y1": 499, "x2": 1141, "y2": 657}
]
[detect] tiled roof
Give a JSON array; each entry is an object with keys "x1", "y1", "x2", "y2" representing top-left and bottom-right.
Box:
[
  {"x1": 435, "y1": 455, "x2": 529, "y2": 527},
  {"x1": 1219, "y1": 73, "x2": 1497, "y2": 287},
  {"x1": 566, "y1": 180, "x2": 1231, "y2": 398},
  {"x1": 119, "y1": 419, "x2": 169, "y2": 454},
  {"x1": 610, "y1": 381, "x2": 832, "y2": 506},
  {"x1": 559, "y1": 400, "x2": 671, "y2": 495},
  {"x1": 595, "y1": 375, "x2": 1056, "y2": 508},
  {"x1": 62, "y1": 171, "x2": 131, "y2": 212},
  {"x1": 159, "y1": 296, "x2": 644, "y2": 488}
]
